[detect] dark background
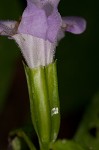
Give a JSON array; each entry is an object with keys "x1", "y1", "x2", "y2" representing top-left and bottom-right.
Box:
[{"x1": 0, "y1": 0, "x2": 99, "y2": 149}]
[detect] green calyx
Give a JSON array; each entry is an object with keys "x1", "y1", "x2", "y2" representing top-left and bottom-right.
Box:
[
  {"x1": 45, "y1": 62, "x2": 60, "y2": 143},
  {"x1": 24, "y1": 61, "x2": 60, "y2": 150}
]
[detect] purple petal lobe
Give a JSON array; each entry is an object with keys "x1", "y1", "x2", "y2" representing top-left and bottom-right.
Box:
[
  {"x1": 18, "y1": 1, "x2": 62, "y2": 42},
  {"x1": 0, "y1": 21, "x2": 18, "y2": 36},
  {"x1": 18, "y1": 3, "x2": 48, "y2": 40},
  {"x1": 47, "y1": 9, "x2": 62, "y2": 42},
  {"x1": 27, "y1": 0, "x2": 41, "y2": 7},
  {"x1": 62, "y1": 17, "x2": 86, "y2": 34},
  {"x1": 27, "y1": 0, "x2": 60, "y2": 8}
]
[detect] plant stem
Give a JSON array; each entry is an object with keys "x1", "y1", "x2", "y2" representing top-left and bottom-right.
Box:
[{"x1": 17, "y1": 130, "x2": 36, "y2": 150}]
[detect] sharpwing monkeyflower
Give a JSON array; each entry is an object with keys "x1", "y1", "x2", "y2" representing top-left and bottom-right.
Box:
[
  {"x1": 0, "y1": 0, "x2": 86, "y2": 68},
  {"x1": 0, "y1": 1, "x2": 87, "y2": 148}
]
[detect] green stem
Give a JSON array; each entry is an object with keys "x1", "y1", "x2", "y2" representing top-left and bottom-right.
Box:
[
  {"x1": 10, "y1": 129, "x2": 36, "y2": 150},
  {"x1": 17, "y1": 130, "x2": 36, "y2": 150}
]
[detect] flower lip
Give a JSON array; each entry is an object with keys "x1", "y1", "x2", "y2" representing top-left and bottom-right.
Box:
[
  {"x1": 62, "y1": 16, "x2": 86, "y2": 34},
  {"x1": 0, "y1": 0, "x2": 86, "y2": 68},
  {"x1": 0, "y1": 0, "x2": 87, "y2": 40},
  {"x1": 18, "y1": 1, "x2": 62, "y2": 43}
]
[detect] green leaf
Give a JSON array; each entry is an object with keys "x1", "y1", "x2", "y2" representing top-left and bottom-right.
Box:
[
  {"x1": 51, "y1": 140, "x2": 85, "y2": 150},
  {"x1": 75, "y1": 92, "x2": 99, "y2": 150}
]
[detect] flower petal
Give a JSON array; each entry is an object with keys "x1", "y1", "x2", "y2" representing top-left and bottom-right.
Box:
[
  {"x1": 62, "y1": 17, "x2": 86, "y2": 34},
  {"x1": 0, "y1": 21, "x2": 18, "y2": 36},
  {"x1": 13, "y1": 34, "x2": 56, "y2": 68},
  {"x1": 27, "y1": 0, "x2": 60, "y2": 7},
  {"x1": 27, "y1": 0, "x2": 41, "y2": 7},
  {"x1": 47, "y1": 9, "x2": 62, "y2": 42},
  {"x1": 42, "y1": 0, "x2": 60, "y2": 7},
  {"x1": 48, "y1": 0, "x2": 60, "y2": 7},
  {"x1": 19, "y1": 0, "x2": 61, "y2": 42},
  {"x1": 18, "y1": 3, "x2": 48, "y2": 40}
]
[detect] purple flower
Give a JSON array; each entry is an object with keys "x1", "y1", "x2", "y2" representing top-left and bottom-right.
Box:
[{"x1": 0, "y1": 0, "x2": 86, "y2": 68}]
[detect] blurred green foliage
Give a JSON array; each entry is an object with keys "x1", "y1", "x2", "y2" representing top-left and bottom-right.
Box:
[
  {"x1": 75, "y1": 92, "x2": 99, "y2": 150},
  {"x1": 52, "y1": 140, "x2": 85, "y2": 150}
]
